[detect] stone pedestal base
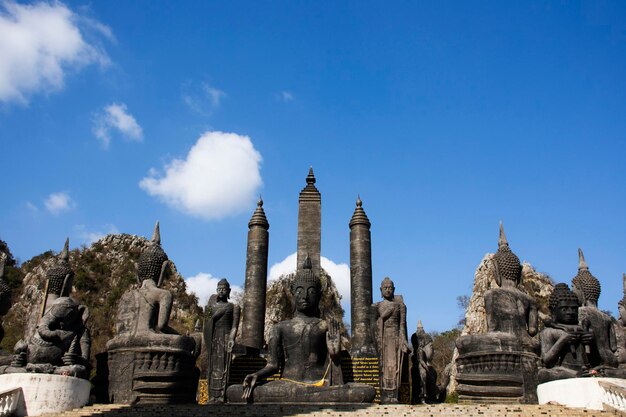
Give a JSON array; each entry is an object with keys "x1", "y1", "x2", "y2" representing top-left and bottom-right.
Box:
[
  {"x1": 537, "y1": 377, "x2": 626, "y2": 411},
  {"x1": 107, "y1": 335, "x2": 199, "y2": 404},
  {"x1": 456, "y1": 351, "x2": 539, "y2": 404},
  {"x1": 0, "y1": 373, "x2": 90, "y2": 416}
]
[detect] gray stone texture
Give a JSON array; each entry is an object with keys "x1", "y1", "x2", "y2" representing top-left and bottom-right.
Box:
[
  {"x1": 349, "y1": 197, "x2": 376, "y2": 356},
  {"x1": 241, "y1": 199, "x2": 269, "y2": 351},
  {"x1": 297, "y1": 167, "x2": 321, "y2": 276}
]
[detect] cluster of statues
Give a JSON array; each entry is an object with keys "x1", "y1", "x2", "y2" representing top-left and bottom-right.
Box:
[
  {"x1": 456, "y1": 223, "x2": 626, "y2": 403},
  {"x1": 0, "y1": 170, "x2": 624, "y2": 408}
]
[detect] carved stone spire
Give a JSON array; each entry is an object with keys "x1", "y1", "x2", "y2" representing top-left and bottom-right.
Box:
[
  {"x1": 248, "y1": 197, "x2": 269, "y2": 229},
  {"x1": 349, "y1": 195, "x2": 371, "y2": 228},
  {"x1": 578, "y1": 248, "x2": 589, "y2": 271},
  {"x1": 60, "y1": 237, "x2": 70, "y2": 262},
  {"x1": 498, "y1": 221, "x2": 508, "y2": 248},
  {"x1": 152, "y1": 221, "x2": 161, "y2": 245},
  {"x1": 297, "y1": 167, "x2": 321, "y2": 274},
  {"x1": 241, "y1": 198, "x2": 270, "y2": 351}
]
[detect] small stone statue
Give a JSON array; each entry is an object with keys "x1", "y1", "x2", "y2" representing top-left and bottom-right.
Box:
[
  {"x1": 0, "y1": 254, "x2": 12, "y2": 347},
  {"x1": 571, "y1": 249, "x2": 618, "y2": 371},
  {"x1": 226, "y1": 256, "x2": 375, "y2": 403},
  {"x1": 3, "y1": 240, "x2": 91, "y2": 379},
  {"x1": 106, "y1": 222, "x2": 199, "y2": 404},
  {"x1": 373, "y1": 277, "x2": 410, "y2": 404},
  {"x1": 538, "y1": 283, "x2": 594, "y2": 383},
  {"x1": 204, "y1": 279, "x2": 240, "y2": 403},
  {"x1": 410, "y1": 321, "x2": 439, "y2": 404}
]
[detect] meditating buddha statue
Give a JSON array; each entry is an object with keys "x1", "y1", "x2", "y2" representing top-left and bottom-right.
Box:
[{"x1": 226, "y1": 256, "x2": 375, "y2": 403}]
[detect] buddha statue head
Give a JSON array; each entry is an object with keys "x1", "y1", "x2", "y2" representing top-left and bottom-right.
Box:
[
  {"x1": 493, "y1": 222, "x2": 522, "y2": 288},
  {"x1": 291, "y1": 255, "x2": 322, "y2": 317},
  {"x1": 571, "y1": 248, "x2": 601, "y2": 308},
  {"x1": 0, "y1": 253, "x2": 11, "y2": 316},
  {"x1": 137, "y1": 222, "x2": 169, "y2": 286},
  {"x1": 549, "y1": 283, "x2": 580, "y2": 325},
  {"x1": 380, "y1": 277, "x2": 395, "y2": 301},
  {"x1": 216, "y1": 278, "x2": 231, "y2": 302},
  {"x1": 46, "y1": 239, "x2": 74, "y2": 298}
]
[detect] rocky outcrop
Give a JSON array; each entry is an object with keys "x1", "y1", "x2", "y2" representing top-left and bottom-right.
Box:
[
  {"x1": 447, "y1": 253, "x2": 554, "y2": 394},
  {"x1": 0, "y1": 234, "x2": 202, "y2": 362}
]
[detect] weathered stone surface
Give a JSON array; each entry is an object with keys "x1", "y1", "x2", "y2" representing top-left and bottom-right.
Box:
[
  {"x1": 240, "y1": 199, "x2": 269, "y2": 351},
  {"x1": 0, "y1": 253, "x2": 13, "y2": 351},
  {"x1": 106, "y1": 223, "x2": 200, "y2": 405},
  {"x1": 447, "y1": 254, "x2": 553, "y2": 395},
  {"x1": 373, "y1": 277, "x2": 410, "y2": 404},
  {"x1": 226, "y1": 258, "x2": 375, "y2": 403},
  {"x1": 411, "y1": 321, "x2": 441, "y2": 404},
  {"x1": 297, "y1": 167, "x2": 321, "y2": 275},
  {"x1": 349, "y1": 197, "x2": 376, "y2": 356}
]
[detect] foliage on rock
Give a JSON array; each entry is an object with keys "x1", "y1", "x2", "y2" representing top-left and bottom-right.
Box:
[
  {"x1": 0, "y1": 234, "x2": 202, "y2": 363},
  {"x1": 0, "y1": 239, "x2": 23, "y2": 289}
]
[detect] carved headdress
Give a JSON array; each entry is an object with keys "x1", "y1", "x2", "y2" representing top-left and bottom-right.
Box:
[
  {"x1": 549, "y1": 283, "x2": 580, "y2": 311},
  {"x1": 137, "y1": 222, "x2": 169, "y2": 285},
  {"x1": 571, "y1": 248, "x2": 601, "y2": 305},
  {"x1": 46, "y1": 239, "x2": 73, "y2": 297},
  {"x1": 292, "y1": 254, "x2": 321, "y2": 291},
  {"x1": 493, "y1": 222, "x2": 522, "y2": 285}
]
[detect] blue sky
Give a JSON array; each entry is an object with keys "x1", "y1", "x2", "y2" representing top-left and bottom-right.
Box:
[{"x1": 1, "y1": 1, "x2": 625, "y2": 333}]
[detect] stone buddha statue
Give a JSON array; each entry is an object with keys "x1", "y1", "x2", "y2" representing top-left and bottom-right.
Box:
[
  {"x1": 538, "y1": 283, "x2": 594, "y2": 383},
  {"x1": 226, "y1": 256, "x2": 375, "y2": 403},
  {"x1": 410, "y1": 321, "x2": 440, "y2": 404},
  {"x1": 455, "y1": 223, "x2": 540, "y2": 403},
  {"x1": 373, "y1": 277, "x2": 409, "y2": 404},
  {"x1": 205, "y1": 278, "x2": 240, "y2": 403},
  {"x1": 2, "y1": 240, "x2": 91, "y2": 379},
  {"x1": 570, "y1": 249, "x2": 618, "y2": 372},
  {"x1": 616, "y1": 274, "x2": 626, "y2": 367},
  {"x1": 106, "y1": 222, "x2": 200, "y2": 404}
]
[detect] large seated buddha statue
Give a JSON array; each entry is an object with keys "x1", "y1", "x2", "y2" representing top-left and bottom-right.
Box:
[
  {"x1": 106, "y1": 223, "x2": 200, "y2": 404},
  {"x1": 455, "y1": 223, "x2": 540, "y2": 403},
  {"x1": 226, "y1": 256, "x2": 375, "y2": 403}
]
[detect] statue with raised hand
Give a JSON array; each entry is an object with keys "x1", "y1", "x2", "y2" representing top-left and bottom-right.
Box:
[{"x1": 227, "y1": 255, "x2": 375, "y2": 403}]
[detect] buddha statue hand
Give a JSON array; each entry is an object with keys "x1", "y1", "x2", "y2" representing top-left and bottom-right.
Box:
[
  {"x1": 327, "y1": 318, "x2": 340, "y2": 356},
  {"x1": 242, "y1": 373, "x2": 258, "y2": 400}
]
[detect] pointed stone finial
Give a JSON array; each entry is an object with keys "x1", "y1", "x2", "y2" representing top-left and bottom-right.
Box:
[
  {"x1": 498, "y1": 221, "x2": 508, "y2": 248},
  {"x1": 623, "y1": 273, "x2": 626, "y2": 295},
  {"x1": 417, "y1": 320, "x2": 423, "y2": 330},
  {"x1": 306, "y1": 166, "x2": 316, "y2": 185},
  {"x1": 303, "y1": 253, "x2": 312, "y2": 270},
  {"x1": 60, "y1": 238, "x2": 70, "y2": 262},
  {"x1": 349, "y1": 195, "x2": 371, "y2": 228},
  {"x1": 248, "y1": 197, "x2": 269, "y2": 229},
  {"x1": 578, "y1": 248, "x2": 588, "y2": 271},
  {"x1": 152, "y1": 221, "x2": 161, "y2": 245}
]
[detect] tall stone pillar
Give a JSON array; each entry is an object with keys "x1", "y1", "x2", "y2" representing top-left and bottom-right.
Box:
[
  {"x1": 241, "y1": 199, "x2": 269, "y2": 350},
  {"x1": 349, "y1": 197, "x2": 376, "y2": 355},
  {"x1": 297, "y1": 167, "x2": 321, "y2": 275}
]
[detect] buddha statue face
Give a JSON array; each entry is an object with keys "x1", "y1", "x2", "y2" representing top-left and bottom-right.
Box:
[
  {"x1": 554, "y1": 299, "x2": 579, "y2": 325},
  {"x1": 216, "y1": 280, "x2": 231, "y2": 302},
  {"x1": 380, "y1": 278, "x2": 395, "y2": 300},
  {"x1": 293, "y1": 283, "x2": 321, "y2": 316}
]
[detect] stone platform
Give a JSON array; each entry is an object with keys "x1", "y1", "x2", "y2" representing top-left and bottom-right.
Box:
[{"x1": 38, "y1": 403, "x2": 617, "y2": 417}]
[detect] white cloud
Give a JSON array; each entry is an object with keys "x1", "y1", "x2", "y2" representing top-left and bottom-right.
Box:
[
  {"x1": 139, "y1": 131, "x2": 263, "y2": 220},
  {"x1": 93, "y1": 103, "x2": 143, "y2": 148},
  {"x1": 44, "y1": 192, "x2": 75, "y2": 214},
  {"x1": 278, "y1": 91, "x2": 294, "y2": 102},
  {"x1": 75, "y1": 223, "x2": 119, "y2": 244},
  {"x1": 185, "y1": 272, "x2": 243, "y2": 306},
  {"x1": 0, "y1": 1, "x2": 110, "y2": 104},
  {"x1": 269, "y1": 252, "x2": 351, "y2": 311},
  {"x1": 182, "y1": 81, "x2": 226, "y2": 115}
]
